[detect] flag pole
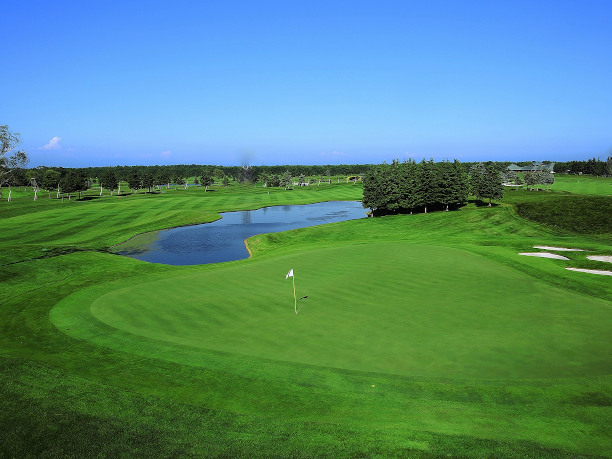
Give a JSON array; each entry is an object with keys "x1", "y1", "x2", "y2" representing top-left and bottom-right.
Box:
[
  {"x1": 292, "y1": 274, "x2": 297, "y2": 314},
  {"x1": 286, "y1": 269, "x2": 297, "y2": 314}
]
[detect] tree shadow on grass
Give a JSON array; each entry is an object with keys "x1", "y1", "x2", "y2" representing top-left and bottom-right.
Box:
[{"x1": 469, "y1": 199, "x2": 500, "y2": 208}]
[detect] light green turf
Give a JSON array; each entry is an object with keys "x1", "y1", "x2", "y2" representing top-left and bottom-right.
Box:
[
  {"x1": 54, "y1": 243, "x2": 611, "y2": 380},
  {"x1": 551, "y1": 174, "x2": 612, "y2": 195},
  {"x1": 0, "y1": 182, "x2": 362, "y2": 265}
]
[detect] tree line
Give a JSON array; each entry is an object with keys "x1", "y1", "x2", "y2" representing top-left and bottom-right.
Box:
[
  {"x1": 362, "y1": 160, "x2": 504, "y2": 216},
  {"x1": 553, "y1": 157, "x2": 612, "y2": 176},
  {"x1": 8, "y1": 164, "x2": 376, "y2": 188}
]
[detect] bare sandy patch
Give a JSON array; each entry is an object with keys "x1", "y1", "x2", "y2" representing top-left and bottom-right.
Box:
[
  {"x1": 565, "y1": 267, "x2": 612, "y2": 276},
  {"x1": 587, "y1": 255, "x2": 612, "y2": 263},
  {"x1": 533, "y1": 246, "x2": 584, "y2": 252},
  {"x1": 519, "y1": 252, "x2": 569, "y2": 260}
]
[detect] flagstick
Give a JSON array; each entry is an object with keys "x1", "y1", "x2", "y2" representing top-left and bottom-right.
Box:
[{"x1": 292, "y1": 274, "x2": 297, "y2": 314}]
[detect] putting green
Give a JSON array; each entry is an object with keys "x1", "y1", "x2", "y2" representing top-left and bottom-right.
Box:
[{"x1": 55, "y1": 243, "x2": 611, "y2": 380}]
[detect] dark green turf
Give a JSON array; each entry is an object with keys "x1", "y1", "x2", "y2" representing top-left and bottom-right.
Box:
[{"x1": 514, "y1": 195, "x2": 612, "y2": 235}]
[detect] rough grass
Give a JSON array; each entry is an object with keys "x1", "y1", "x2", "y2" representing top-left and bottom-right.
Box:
[{"x1": 1, "y1": 179, "x2": 611, "y2": 457}]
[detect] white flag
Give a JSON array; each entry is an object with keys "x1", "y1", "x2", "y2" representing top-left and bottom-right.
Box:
[{"x1": 285, "y1": 269, "x2": 294, "y2": 279}]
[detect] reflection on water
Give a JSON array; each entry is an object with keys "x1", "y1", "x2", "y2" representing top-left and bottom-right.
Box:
[
  {"x1": 112, "y1": 201, "x2": 366, "y2": 266},
  {"x1": 241, "y1": 210, "x2": 251, "y2": 225}
]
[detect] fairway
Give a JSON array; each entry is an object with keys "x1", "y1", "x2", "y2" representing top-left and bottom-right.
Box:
[
  {"x1": 53, "y1": 243, "x2": 611, "y2": 380},
  {"x1": 551, "y1": 174, "x2": 612, "y2": 195}
]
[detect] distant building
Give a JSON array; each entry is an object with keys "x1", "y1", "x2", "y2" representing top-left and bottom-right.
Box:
[{"x1": 507, "y1": 162, "x2": 555, "y2": 173}]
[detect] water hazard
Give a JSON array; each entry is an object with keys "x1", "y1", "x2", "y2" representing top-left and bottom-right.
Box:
[{"x1": 112, "y1": 200, "x2": 366, "y2": 265}]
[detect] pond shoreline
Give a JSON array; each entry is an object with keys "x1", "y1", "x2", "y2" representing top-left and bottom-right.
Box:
[{"x1": 111, "y1": 200, "x2": 365, "y2": 265}]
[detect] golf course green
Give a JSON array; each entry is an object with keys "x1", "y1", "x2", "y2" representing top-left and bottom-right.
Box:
[
  {"x1": 54, "y1": 243, "x2": 610, "y2": 380},
  {"x1": 2, "y1": 178, "x2": 611, "y2": 456}
]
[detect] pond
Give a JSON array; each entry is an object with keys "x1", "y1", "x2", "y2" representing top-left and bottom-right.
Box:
[{"x1": 112, "y1": 200, "x2": 366, "y2": 265}]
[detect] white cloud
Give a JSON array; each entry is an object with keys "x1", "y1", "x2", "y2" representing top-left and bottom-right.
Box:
[
  {"x1": 39, "y1": 136, "x2": 62, "y2": 150},
  {"x1": 160, "y1": 150, "x2": 172, "y2": 158}
]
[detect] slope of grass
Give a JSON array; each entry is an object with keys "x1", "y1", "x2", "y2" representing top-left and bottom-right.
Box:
[
  {"x1": 513, "y1": 195, "x2": 612, "y2": 236},
  {"x1": 1, "y1": 179, "x2": 611, "y2": 457}
]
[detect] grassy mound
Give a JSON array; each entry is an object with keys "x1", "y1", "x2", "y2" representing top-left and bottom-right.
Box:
[{"x1": 514, "y1": 195, "x2": 612, "y2": 235}]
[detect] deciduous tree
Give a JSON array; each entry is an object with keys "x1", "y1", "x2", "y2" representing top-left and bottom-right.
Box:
[
  {"x1": 42, "y1": 169, "x2": 61, "y2": 198},
  {"x1": 0, "y1": 125, "x2": 29, "y2": 195},
  {"x1": 141, "y1": 172, "x2": 154, "y2": 192},
  {"x1": 128, "y1": 170, "x2": 142, "y2": 193},
  {"x1": 60, "y1": 170, "x2": 87, "y2": 200},
  {"x1": 99, "y1": 170, "x2": 119, "y2": 195},
  {"x1": 200, "y1": 171, "x2": 213, "y2": 191},
  {"x1": 280, "y1": 171, "x2": 292, "y2": 189},
  {"x1": 541, "y1": 170, "x2": 554, "y2": 190}
]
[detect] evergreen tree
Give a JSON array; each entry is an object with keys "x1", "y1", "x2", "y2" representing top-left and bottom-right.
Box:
[
  {"x1": 363, "y1": 159, "x2": 473, "y2": 216},
  {"x1": 382, "y1": 161, "x2": 401, "y2": 212},
  {"x1": 362, "y1": 165, "x2": 387, "y2": 215},
  {"x1": 480, "y1": 163, "x2": 504, "y2": 206},
  {"x1": 450, "y1": 160, "x2": 469, "y2": 208},
  {"x1": 469, "y1": 163, "x2": 485, "y2": 198},
  {"x1": 417, "y1": 159, "x2": 439, "y2": 213},
  {"x1": 437, "y1": 160, "x2": 454, "y2": 211},
  {"x1": 397, "y1": 160, "x2": 418, "y2": 213}
]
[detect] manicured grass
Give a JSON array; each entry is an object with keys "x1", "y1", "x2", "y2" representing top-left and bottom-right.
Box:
[
  {"x1": 0, "y1": 182, "x2": 361, "y2": 265},
  {"x1": 550, "y1": 174, "x2": 612, "y2": 195},
  {"x1": 54, "y1": 242, "x2": 611, "y2": 380},
  {"x1": 1, "y1": 178, "x2": 611, "y2": 456}
]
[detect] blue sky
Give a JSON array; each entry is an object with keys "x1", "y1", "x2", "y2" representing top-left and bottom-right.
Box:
[{"x1": 3, "y1": 0, "x2": 612, "y2": 167}]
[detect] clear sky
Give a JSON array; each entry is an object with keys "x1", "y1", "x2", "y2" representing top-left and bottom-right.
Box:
[{"x1": 3, "y1": 0, "x2": 612, "y2": 168}]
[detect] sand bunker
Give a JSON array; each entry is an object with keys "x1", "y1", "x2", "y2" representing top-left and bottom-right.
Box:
[
  {"x1": 533, "y1": 246, "x2": 584, "y2": 252},
  {"x1": 519, "y1": 252, "x2": 569, "y2": 260},
  {"x1": 587, "y1": 255, "x2": 612, "y2": 263},
  {"x1": 565, "y1": 267, "x2": 612, "y2": 276}
]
